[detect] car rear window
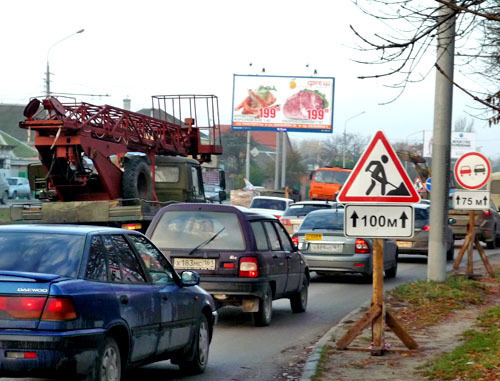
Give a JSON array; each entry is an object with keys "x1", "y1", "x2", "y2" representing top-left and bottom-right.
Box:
[
  {"x1": 299, "y1": 211, "x2": 344, "y2": 231},
  {"x1": 415, "y1": 207, "x2": 430, "y2": 228},
  {"x1": 250, "y1": 199, "x2": 287, "y2": 211},
  {"x1": 283, "y1": 204, "x2": 333, "y2": 217},
  {"x1": 150, "y1": 211, "x2": 246, "y2": 250},
  {"x1": 0, "y1": 232, "x2": 85, "y2": 278}
]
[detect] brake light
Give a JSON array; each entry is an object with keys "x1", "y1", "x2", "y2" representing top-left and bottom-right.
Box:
[
  {"x1": 354, "y1": 238, "x2": 370, "y2": 254},
  {"x1": 239, "y1": 257, "x2": 258, "y2": 278},
  {"x1": 0, "y1": 296, "x2": 45, "y2": 319},
  {"x1": 484, "y1": 210, "x2": 491, "y2": 217},
  {"x1": 291, "y1": 236, "x2": 299, "y2": 246},
  {"x1": 41, "y1": 297, "x2": 77, "y2": 321},
  {"x1": 281, "y1": 218, "x2": 291, "y2": 226},
  {"x1": 274, "y1": 215, "x2": 281, "y2": 219},
  {"x1": 422, "y1": 225, "x2": 430, "y2": 231}
]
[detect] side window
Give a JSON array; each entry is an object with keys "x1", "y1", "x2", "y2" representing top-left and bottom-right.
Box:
[
  {"x1": 251, "y1": 221, "x2": 269, "y2": 251},
  {"x1": 263, "y1": 221, "x2": 282, "y2": 251},
  {"x1": 102, "y1": 235, "x2": 146, "y2": 284},
  {"x1": 85, "y1": 236, "x2": 108, "y2": 282},
  {"x1": 128, "y1": 235, "x2": 176, "y2": 285},
  {"x1": 275, "y1": 223, "x2": 293, "y2": 252}
]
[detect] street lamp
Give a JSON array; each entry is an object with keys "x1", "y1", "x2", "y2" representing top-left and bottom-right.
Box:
[
  {"x1": 45, "y1": 29, "x2": 85, "y2": 96},
  {"x1": 343, "y1": 111, "x2": 366, "y2": 168}
]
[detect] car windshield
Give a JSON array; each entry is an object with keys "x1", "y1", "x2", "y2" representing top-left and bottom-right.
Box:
[
  {"x1": 150, "y1": 211, "x2": 246, "y2": 250},
  {"x1": 283, "y1": 204, "x2": 332, "y2": 217},
  {"x1": 0, "y1": 232, "x2": 85, "y2": 278},
  {"x1": 6, "y1": 178, "x2": 16, "y2": 185},
  {"x1": 204, "y1": 185, "x2": 217, "y2": 192},
  {"x1": 314, "y1": 170, "x2": 350, "y2": 184},
  {"x1": 250, "y1": 199, "x2": 287, "y2": 211},
  {"x1": 299, "y1": 211, "x2": 344, "y2": 231}
]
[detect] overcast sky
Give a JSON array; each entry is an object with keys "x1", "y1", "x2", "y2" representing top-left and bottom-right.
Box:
[{"x1": 1, "y1": 0, "x2": 499, "y2": 158}]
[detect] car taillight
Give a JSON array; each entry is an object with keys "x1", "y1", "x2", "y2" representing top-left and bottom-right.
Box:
[
  {"x1": 41, "y1": 297, "x2": 77, "y2": 321},
  {"x1": 484, "y1": 210, "x2": 491, "y2": 217},
  {"x1": 239, "y1": 257, "x2": 258, "y2": 278},
  {"x1": 291, "y1": 236, "x2": 299, "y2": 246},
  {"x1": 422, "y1": 225, "x2": 430, "y2": 231},
  {"x1": 274, "y1": 215, "x2": 281, "y2": 219},
  {"x1": 354, "y1": 238, "x2": 370, "y2": 254},
  {"x1": 0, "y1": 296, "x2": 46, "y2": 319},
  {"x1": 281, "y1": 218, "x2": 291, "y2": 226}
]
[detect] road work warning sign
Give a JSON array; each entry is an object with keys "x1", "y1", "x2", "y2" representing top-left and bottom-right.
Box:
[{"x1": 337, "y1": 131, "x2": 421, "y2": 204}]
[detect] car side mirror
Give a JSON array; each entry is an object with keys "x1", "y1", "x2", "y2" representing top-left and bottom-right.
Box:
[
  {"x1": 181, "y1": 271, "x2": 200, "y2": 286},
  {"x1": 448, "y1": 218, "x2": 456, "y2": 225},
  {"x1": 219, "y1": 190, "x2": 227, "y2": 201}
]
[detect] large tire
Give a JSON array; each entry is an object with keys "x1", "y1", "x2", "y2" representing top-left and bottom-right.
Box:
[
  {"x1": 11, "y1": 191, "x2": 17, "y2": 200},
  {"x1": 87, "y1": 336, "x2": 121, "y2": 381},
  {"x1": 178, "y1": 314, "x2": 210, "y2": 375},
  {"x1": 122, "y1": 158, "x2": 154, "y2": 201},
  {"x1": 290, "y1": 277, "x2": 308, "y2": 313},
  {"x1": 252, "y1": 285, "x2": 273, "y2": 327},
  {"x1": 486, "y1": 238, "x2": 496, "y2": 250}
]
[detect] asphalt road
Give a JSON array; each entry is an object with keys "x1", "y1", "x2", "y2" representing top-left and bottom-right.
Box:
[{"x1": 7, "y1": 246, "x2": 499, "y2": 381}]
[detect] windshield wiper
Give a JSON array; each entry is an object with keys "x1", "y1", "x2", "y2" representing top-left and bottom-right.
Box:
[{"x1": 188, "y1": 227, "x2": 225, "y2": 256}]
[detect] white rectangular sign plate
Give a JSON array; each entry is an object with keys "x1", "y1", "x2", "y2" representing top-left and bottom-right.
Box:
[
  {"x1": 344, "y1": 204, "x2": 414, "y2": 238},
  {"x1": 452, "y1": 190, "x2": 490, "y2": 210}
]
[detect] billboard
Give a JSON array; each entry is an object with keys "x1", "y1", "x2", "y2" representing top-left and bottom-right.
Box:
[
  {"x1": 423, "y1": 131, "x2": 476, "y2": 159},
  {"x1": 231, "y1": 74, "x2": 335, "y2": 133}
]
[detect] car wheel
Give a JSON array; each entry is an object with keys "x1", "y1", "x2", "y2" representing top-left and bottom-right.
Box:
[
  {"x1": 486, "y1": 239, "x2": 496, "y2": 250},
  {"x1": 290, "y1": 277, "x2": 308, "y2": 313},
  {"x1": 361, "y1": 270, "x2": 373, "y2": 284},
  {"x1": 253, "y1": 285, "x2": 272, "y2": 326},
  {"x1": 87, "y1": 336, "x2": 121, "y2": 381},
  {"x1": 178, "y1": 313, "x2": 210, "y2": 375},
  {"x1": 0, "y1": 191, "x2": 8, "y2": 205},
  {"x1": 27, "y1": 192, "x2": 32, "y2": 200},
  {"x1": 385, "y1": 254, "x2": 398, "y2": 278},
  {"x1": 11, "y1": 191, "x2": 17, "y2": 200},
  {"x1": 446, "y1": 244, "x2": 454, "y2": 261}
]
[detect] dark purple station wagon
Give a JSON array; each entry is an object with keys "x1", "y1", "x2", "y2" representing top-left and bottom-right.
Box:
[{"x1": 146, "y1": 203, "x2": 310, "y2": 326}]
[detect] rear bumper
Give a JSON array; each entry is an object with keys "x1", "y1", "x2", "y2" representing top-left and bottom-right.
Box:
[
  {"x1": 303, "y1": 253, "x2": 372, "y2": 275},
  {"x1": 200, "y1": 277, "x2": 270, "y2": 305},
  {"x1": 0, "y1": 329, "x2": 105, "y2": 378}
]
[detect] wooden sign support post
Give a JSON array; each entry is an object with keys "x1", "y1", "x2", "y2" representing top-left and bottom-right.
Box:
[
  {"x1": 336, "y1": 239, "x2": 418, "y2": 355},
  {"x1": 453, "y1": 210, "x2": 496, "y2": 278}
]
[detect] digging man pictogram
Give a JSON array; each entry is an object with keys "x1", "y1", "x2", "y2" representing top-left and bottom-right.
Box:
[{"x1": 365, "y1": 155, "x2": 410, "y2": 196}]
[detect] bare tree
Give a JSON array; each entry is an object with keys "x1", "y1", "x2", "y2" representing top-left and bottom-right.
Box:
[
  {"x1": 453, "y1": 116, "x2": 475, "y2": 131},
  {"x1": 350, "y1": 0, "x2": 500, "y2": 122}
]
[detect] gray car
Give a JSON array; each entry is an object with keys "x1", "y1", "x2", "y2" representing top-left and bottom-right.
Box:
[
  {"x1": 292, "y1": 209, "x2": 398, "y2": 282},
  {"x1": 395, "y1": 203, "x2": 456, "y2": 260},
  {"x1": 281, "y1": 200, "x2": 343, "y2": 234}
]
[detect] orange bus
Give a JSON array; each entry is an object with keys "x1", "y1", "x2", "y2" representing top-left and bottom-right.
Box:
[{"x1": 309, "y1": 167, "x2": 352, "y2": 201}]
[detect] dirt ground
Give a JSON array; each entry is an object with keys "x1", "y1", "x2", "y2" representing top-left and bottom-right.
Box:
[
  {"x1": 313, "y1": 256, "x2": 500, "y2": 381},
  {"x1": 274, "y1": 254, "x2": 500, "y2": 381}
]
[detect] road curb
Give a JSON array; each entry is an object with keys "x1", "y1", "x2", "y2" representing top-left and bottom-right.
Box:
[{"x1": 300, "y1": 300, "x2": 371, "y2": 381}]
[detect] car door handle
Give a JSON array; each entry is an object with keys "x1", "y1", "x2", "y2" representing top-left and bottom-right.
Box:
[{"x1": 119, "y1": 295, "x2": 129, "y2": 305}]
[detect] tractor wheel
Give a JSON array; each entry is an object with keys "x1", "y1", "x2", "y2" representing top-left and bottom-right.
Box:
[{"x1": 122, "y1": 158, "x2": 154, "y2": 202}]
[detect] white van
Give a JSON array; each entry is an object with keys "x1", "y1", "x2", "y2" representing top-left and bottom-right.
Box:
[{"x1": 7, "y1": 177, "x2": 32, "y2": 199}]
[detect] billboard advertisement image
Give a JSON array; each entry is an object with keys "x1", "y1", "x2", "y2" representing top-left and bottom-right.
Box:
[{"x1": 231, "y1": 74, "x2": 335, "y2": 133}]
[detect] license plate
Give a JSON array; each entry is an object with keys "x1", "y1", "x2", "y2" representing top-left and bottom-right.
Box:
[
  {"x1": 173, "y1": 258, "x2": 216, "y2": 271},
  {"x1": 305, "y1": 233, "x2": 322, "y2": 241},
  {"x1": 310, "y1": 243, "x2": 343, "y2": 253},
  {"x1": 396, "y1": 241, "x2": 413, "y2": 248}
]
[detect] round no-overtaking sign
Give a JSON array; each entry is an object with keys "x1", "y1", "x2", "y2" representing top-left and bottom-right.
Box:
[{"x1": 454, "y1": 152, "x2": 491, "y2": 190}]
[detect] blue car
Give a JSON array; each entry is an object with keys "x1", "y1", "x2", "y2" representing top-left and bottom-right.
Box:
[{"x1": 0, "y1": 225, "x2": 217, "y2": 380}]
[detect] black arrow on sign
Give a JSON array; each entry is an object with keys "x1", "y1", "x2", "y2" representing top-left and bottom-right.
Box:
[
  {"x1": 350, "y1": 211, "x2": 359, "y2": 228},
  {"x1": 400, "y1": 211, "x2": 408, "y2": 229},
  {"x1": 483, "y1": 196, "x2": 488, "y2": 204},
  {"x1": 456, "y1": 195, "x2": 461, "y2": 204}
]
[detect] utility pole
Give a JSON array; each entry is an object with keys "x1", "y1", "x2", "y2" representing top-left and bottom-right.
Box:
[
  {"x1": 245, "y1": 131, "x2": 251, "y2": 181},
  {"x1": 274, "y1": 132, "x2": 281, "y2": 189},
  {"x1": 281, "y1": 132, "x2": 287, "y2": 188},
  {"x1": 428, "y1": 5, "x2": 455, "y2": 282}
]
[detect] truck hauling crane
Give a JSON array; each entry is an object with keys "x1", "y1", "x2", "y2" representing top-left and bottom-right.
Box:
[{"x1": 0, "y1": 95, "x2": 223, "y2": 231}]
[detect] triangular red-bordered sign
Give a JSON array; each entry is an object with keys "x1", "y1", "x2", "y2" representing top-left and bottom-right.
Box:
[{"x1": 337, "y1": 131, "x2": 421, "y2": 203}]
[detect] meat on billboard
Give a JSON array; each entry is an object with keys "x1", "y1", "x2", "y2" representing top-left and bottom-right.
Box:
[{"x1": 231, "y1": 74, "x2": 335, "y2": 133}]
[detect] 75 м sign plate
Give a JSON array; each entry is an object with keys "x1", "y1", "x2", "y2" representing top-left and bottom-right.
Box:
[
  {"x1": 452, "y1": 190, "x2": 490, "y2": 210},
  {"x1": 344, "y1": 204, "x2": 414, "y2": 238}
]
